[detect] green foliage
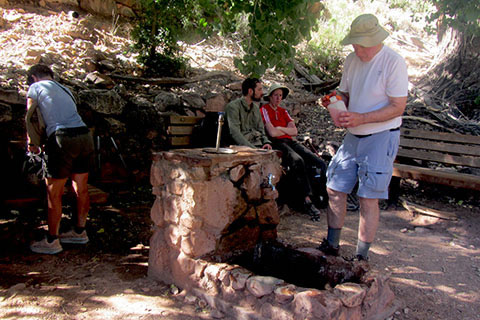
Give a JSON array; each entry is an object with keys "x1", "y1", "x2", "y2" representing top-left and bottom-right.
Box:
[
  {"x1": 427, "y1": 0, "x2": 480, "y2": 36},
  {"x1": 131, "y1": 0, "x2": 215, "y2": 76},
  {"x1": 298, "y1": 16, "x2": 347, "y2": 80},
  {"x1": 221, "y1": 0, "x2": 321, "y2": 77},
  {"x1": 132, "y1": 0, "x2": 321, "y2": 77},
  {"x1": 387, "y1": 0, "x2": 411, "y2": 10}
]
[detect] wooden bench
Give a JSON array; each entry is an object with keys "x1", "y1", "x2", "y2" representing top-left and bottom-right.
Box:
[
  {"x1": 164, "y1": 115, "x2": 203, "y2": 148},
  {"x1": 392, "y1": 128, "x2": 480, "y2": 191}
]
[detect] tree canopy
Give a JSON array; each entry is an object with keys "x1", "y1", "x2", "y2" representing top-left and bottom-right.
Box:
[{"x1": 132, "y1": 0, "x2": 479, "y2": 80}]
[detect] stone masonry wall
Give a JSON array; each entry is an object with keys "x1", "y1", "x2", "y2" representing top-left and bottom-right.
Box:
[{"x1": 149, "y1": 146, "x2": 397, "y2": 319}]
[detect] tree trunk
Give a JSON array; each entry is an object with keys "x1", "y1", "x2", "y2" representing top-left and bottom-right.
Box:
[{"x1": 418, "y1": 29, "x2": 480, "y2": 120}]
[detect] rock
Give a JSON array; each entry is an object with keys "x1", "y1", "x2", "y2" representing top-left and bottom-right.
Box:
[
  {"x1": 154, "y1": 91, "x2": 182, "y2": 112},
  {"x1": 205, "y1": 94, "x2": 226, "y2": 112},
  {"x1": 209, "y1": 309, "x2": 225, "y2": 319},
  {"x1": 97, "y1": 59, "x2": 116, "y2": 71},
  {"x1": 78, "y1": 89, "x2": 126, "y2": 115},
  {"x1": 229, "y1": 165, "x2": 245, "y2": 182},
  {"x1": 0, "y1": 88, "x2": 23, "y2": 105},
  {"x1": 230, "y1": 268, "x2": 251, "y2": 290},
  {"x1": 226, "y1": 81, "x2": 242, "y2": 91},
  {"x1": 246, "y1": 275, "x2": 283, "y2": 297},
  {"x1": 274, "y1": 284, "x2": 297, "y2": 304},
  {"x1": 184, "y1": 294, "x2": 197, "y2": 304},
  {"x1": 333, "y1": 282, "x2": 366, "y2": 308},
  {"x1": 182, "y1": 92, "x2": 206, "y2": 109},
  {"x1": 414, "y1": 227, "x2": 430, "y2": 233},
  {"x1": 85, "y1": 71, "x2": 115, "y2": 88},
  {"x1": 103, "y1": 117, "x2": 126, "y2": 134},
  {"x1": 0, "y1": 103, "x2": 12, "y2": 122},
  {"x1": 79, "y1": 0, "x2": 117, "y2": 17}
]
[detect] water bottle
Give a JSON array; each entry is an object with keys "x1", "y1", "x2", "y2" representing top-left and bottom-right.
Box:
[{"x1": 327, "y1": 95, "x2": 347, "y2": 127}]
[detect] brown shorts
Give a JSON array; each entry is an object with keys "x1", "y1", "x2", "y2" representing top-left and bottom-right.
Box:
[{"x1": 45, "y1": 127, "x2": 95, "y2": 179}]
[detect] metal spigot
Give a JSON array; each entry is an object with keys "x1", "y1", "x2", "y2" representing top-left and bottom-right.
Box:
[
  {"x1": 267, "y1": 173, "x2": 275, "y2": 191},
  {"x1": 215, "y1": 112, "x2": 224, "y2": 151},
  {"x1": 203, "y1": 112, "x2": 237, "y2": 154}
]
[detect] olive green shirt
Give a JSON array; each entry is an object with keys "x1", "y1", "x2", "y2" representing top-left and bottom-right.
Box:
[{"x1": 225, "y1": 97, "x2": 271, "y2": 148}]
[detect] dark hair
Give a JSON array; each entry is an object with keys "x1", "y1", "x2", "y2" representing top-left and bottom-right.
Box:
[
  {"x1": 27, "y1": 64, "x2": 54, "y2": 86},
  {"x1": 241, "y1": 78, "x2": 261, "y2": 96}
]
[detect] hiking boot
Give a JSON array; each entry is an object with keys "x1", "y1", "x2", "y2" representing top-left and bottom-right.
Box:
[
  {"x1": 304, "y1": 201, "x2": 321, "y2": 221},
  {"x1": 59, "y1": 229, "x2": 89, "y2": 244},
  {"x1": 30, "y1": 238, "x2": 63, "y2": 255},
  {"x1": 352, "y1": 254, "x2": 369, "y2": 262},
  {"x1": 317, "y1": 238, "x2": 339, "y2": 256}
]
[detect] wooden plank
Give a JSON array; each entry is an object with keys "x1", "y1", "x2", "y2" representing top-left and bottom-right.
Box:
[
  {"x1": 400, "y1": 137, "x2": 480, "y2": 157},
  {"x1": 392, "y1": 163, "x2": 480, "y2": 190},
  {"x1": 168, "y1": 136, "x2": 191, "y2": 146},
  {"x1": 396, "y1": 148, "x2": 480, "y2": 168},
  {"x1": 294, "y1": 62, "x2": 323, "y2": 84},
  {"x1": 168, "y1": 115, "x2": 202, "y2": 125},
  {"x1": 167, "y1": 125, "x2": 195, "y2": 135},
  {"x1": 401, "y1": 128, "x2": 480, "y2": 145},
  {"x1": 399, "y1": 197, "x2": 457, "y2": 220}
]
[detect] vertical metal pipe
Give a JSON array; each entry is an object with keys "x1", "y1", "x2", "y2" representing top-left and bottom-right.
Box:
[{"x1": 215, "y1": 112, "x2": 224, "y2": 151}]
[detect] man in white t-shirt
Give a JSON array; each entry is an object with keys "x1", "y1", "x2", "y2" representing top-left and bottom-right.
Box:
[{"x1": 319, "y1": 14, "x2": 408, "y2": 261}]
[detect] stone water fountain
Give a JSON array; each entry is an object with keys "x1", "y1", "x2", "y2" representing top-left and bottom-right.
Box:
[{"x1": 148, "y1": 115, "x2": 396, "y2": 319}]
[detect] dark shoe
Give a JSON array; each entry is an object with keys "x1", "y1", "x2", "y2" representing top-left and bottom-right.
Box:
[
  {"x1": 349, "y1": 254, "x2": 369, "y2": 262},
  {"x1": 304, "y1": 201, "x2": 320, "y2": 221},
  {"x1": 317, "y1": 238, "x2": 339, "y2": 256}
]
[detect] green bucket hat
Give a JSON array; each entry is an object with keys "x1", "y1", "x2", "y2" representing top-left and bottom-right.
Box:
[
  {"x1": 265, "y1": 83, "x2": 290, "y2": 100},
  {"x1": 341, "y1": 14, "x2": 389, "y2": 47}
]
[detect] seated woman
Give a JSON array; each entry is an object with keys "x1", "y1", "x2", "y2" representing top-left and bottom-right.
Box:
[{"x1": 260, "y1": 84, "x2": 327, "y2": 220}]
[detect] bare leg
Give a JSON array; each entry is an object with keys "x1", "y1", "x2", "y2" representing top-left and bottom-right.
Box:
[
  {"x1": 326, "y1": 187, "x2": 348, "y2": 228},
  {"x1": 71, "y1": 172, "x2": 90, "y2": 228},
  {"x1": 358, "y1": 197, "x2": 380, "y2": 243},
  {"x1": 46, "y1": 177, "x2": 68, "y2": 236}
]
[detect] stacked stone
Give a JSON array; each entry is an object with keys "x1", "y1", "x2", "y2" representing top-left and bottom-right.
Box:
[
  {"x1": 149, "y1": 146, "x2": 396, "y2": 319},
  {"x1": 149, "y1": 147, "x2": 283, "y2": 284}
]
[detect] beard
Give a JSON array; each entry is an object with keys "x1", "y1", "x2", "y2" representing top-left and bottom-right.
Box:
[{"x1": 252, "y1": 93, "x2": 263, "y2": 102}]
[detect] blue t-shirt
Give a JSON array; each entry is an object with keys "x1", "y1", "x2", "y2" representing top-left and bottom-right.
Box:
[{"x1": 27, "y1": 80, "x2": 86, "y2": 137}]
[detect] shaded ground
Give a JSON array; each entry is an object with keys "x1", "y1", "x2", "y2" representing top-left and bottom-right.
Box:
[
  {"x1": 1, "y1": 2, "x2": 479, "y2": 319},
  {"x1": 1, "y1": 180, "x2": 479, "y2": 320}
]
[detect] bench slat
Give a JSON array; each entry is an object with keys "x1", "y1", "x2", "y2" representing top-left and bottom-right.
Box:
[
  {"x1": 393, "y1": 163, "x2": 480, "y2": 190},
  {"x1": 167, "y1": 125, "x2": 195, "y2": 135},
  {"x1": 400, "y1": 137, "x2": 480, "y2": 157},
  {"x1": 397, "y1": 149, "x2": 480, "y2": 168},
  {"x1": 401, "y1": 128, "x2": 480, "y2": 145},
  {"x1": 169, "y1": 115, "x2": 203, "y2": 125},
  {"x1": 169, "y1": 136, "x2": 192, "y2": 146}
]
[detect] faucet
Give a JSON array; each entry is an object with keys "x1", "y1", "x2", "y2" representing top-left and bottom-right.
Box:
[
  {"x1": 267, "y1": 173, "x2": 275, "y2": 191},
  {"x1": 215, "y1": 112, "x2": 225, "y2": 151}
]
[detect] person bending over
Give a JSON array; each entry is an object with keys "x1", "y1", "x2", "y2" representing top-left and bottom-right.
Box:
[{"x1": 26, "y1": 64, "x2": 95, "y2": 254}]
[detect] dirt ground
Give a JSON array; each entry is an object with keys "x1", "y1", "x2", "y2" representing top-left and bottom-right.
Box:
[
  {"x1": 1, "y1": 180, "x2": 479, "y2": 320},
  {"x1": 1, "y1": 2, "x2": 479, "y2": 319}
]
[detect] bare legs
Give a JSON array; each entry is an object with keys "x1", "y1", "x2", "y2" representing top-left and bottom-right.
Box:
[
  {"x1": 358, "y1": 197, "x2": 379, "y2": 243},
  {"x1": 326, "y1": 187, "x2": 380, "y2": 252},
  {"x1": 45, "y1": 173, "x2": 89, "y2": 236},
  {"x1": 46, "y1": 177, "x2": 68, "y2": 236},
  {"x1": 71, "y1": 173, "x2": 90, "y2": 228}
]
